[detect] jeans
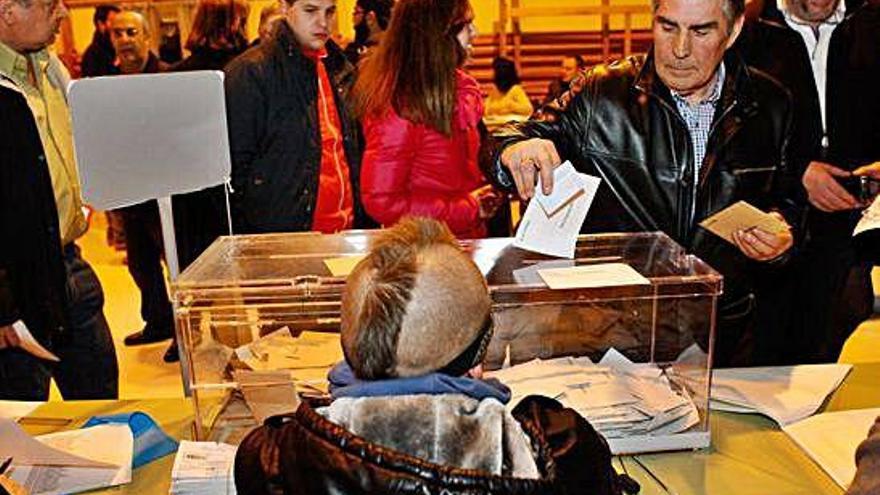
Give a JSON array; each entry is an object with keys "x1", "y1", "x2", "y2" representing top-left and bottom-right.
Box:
[{"x1": 0, "y1": 244, "x2": 119, "y2": 400}]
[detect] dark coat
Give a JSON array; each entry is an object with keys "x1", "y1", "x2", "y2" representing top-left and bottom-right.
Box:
[
  {"x1": 80, "y1": 31, "x2": 116, "y2": 77},
  {"x1": 224, "y1": 22, "x2": 373, "y2": 234},
  {"x1": 0, "y1": 86, "x2": 68, "y2": 347},
  {"x1": 488, "y1": 52, "x2": 802, "y2": 312}
]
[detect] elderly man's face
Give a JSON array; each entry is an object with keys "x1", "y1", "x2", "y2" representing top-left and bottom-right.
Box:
[
  {"x1": 284, "y1": 0, "x2": 336, "y2": 51},
  {"x1": 110, "y1": 11, "x2": 149, "y2": 73},
  {"x1": 1, "y1": 0, "x2": 68, "y2": 53},
  {"x1": 653, "y1": 0, "x2": 742, "y2": 101},
  {"x1": 787, "y1": 0, "x2": 840, "y2": 24}
]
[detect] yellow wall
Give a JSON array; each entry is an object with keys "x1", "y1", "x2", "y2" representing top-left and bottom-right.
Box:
[{"x1": 59, "y1": 0, "x2": 651, "y2": 56}]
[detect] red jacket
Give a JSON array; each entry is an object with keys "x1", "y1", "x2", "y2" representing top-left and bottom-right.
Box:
[{"x1": 361, "y1": 70, "x2": 488, "y2": 238}]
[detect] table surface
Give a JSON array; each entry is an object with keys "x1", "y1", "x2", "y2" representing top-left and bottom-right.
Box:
[{"x1": 17, "y1": 363, "x2": 880, "y2": 495}]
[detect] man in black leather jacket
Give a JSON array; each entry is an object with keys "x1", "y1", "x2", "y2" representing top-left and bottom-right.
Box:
[
  {"x1": 737, "y1": 0, "x2": 880, "y2": 364},
  {"x1": 224, "y1": 0, "x2": 374, "y2": 234},
  {"x1": 488, "y1": 0, "x2": 802, "y2": 366}
]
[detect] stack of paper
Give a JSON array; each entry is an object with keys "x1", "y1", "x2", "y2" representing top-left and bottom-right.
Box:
[
  {"x1": 488, "y1": 349, "x2": 700, "y2": 442},
  {"x1": 170, "y1": 441, "x2": 237, "y2": 495},
  {"x1": 710, "y1": 364, "x2": 851, "y2": 425},
  {"x1": 233, "y1": 328, "x2": 342, "y2": 392},
  {"x1": 513, "y1": 161, "x2": 601, "y2": 258}
]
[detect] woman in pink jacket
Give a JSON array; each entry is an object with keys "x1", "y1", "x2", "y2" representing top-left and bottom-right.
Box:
[{"x1": 351, "y1": 0, "x2": 500, "y2": 239}]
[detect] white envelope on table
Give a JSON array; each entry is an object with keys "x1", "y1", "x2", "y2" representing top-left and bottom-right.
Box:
[{"x1": 514, "y1": 161, "x2": 601, "y2": 258}]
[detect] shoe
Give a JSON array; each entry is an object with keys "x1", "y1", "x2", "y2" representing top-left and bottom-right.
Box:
[
  {"x1": 124, "y1": 328, "x2": 171, "y2": 346},
  {"x1": 163, "y1": 343, "x2": 179, "y2": 363}
]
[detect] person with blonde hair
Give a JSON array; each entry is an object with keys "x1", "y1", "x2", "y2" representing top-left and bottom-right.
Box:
[{"x1": 352, "y1": 0, "x2": 501, "y2": 239}]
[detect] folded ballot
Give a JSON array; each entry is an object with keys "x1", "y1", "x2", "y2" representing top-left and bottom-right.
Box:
[{"x1": 170, "y1": 441, "x2": 238, "y2": 495}]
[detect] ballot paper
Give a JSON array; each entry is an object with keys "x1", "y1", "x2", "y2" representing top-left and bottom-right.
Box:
[
  {"x1": 170, "y1": 441, "x2": 238, "y2": 495},
  {"x1": 514, "y1": 161, "x2": 601, "y2": 258},
  {"x1": 3, "y1": 420, "x2": 133, "y2": 495},
  {"x1": 324, "y1": 255, "x2": 366, "y2": 277},
  {"x1": 853, "y1": 194, "x2": 880, "y2": 236},
  {"x1": 783, "y1": 407, "x2": 880, "y2": 489},
  {"x1": 11, "y1": 321, "x2": 59, "y2": 362},
  {"x1": 234, "y1": 370, "x2": 301, "y2": 423},
  {"x1": 487, "y1": 349, "x2": 701, "y2": 453},
  {"x1": 699, "y1": 201, "x2": 789, "y2": 245},
  {"x1": 710, "y1": 363, "x2": 851, "y2": 425},
  {"x1": 0, "y1": 401, "x2": 43, "y2": 420},
  {"x1": 537, "y1": 263, "x2": 650, "y2": 290},
  {"x1": 234, "y1": 328, "x2": 342, "y2": 372}
]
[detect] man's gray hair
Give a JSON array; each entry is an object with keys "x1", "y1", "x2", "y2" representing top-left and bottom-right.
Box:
[{"x1": 652, "y1": 0, "x2": 746, "y2": 30}]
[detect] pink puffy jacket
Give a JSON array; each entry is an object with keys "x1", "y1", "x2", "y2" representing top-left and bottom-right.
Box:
[{"x1": 360, "y1": 70, "x2": 488, "y2": 238}]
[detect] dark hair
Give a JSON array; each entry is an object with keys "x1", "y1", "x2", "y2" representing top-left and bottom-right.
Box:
[
  {"x1": 565, "y1": 53, "x2": 586, "y2": 69},
  {"x1": 185, "y1": 0, "x2": 249, "y2": 52},
  {"x1": 492, "y1": 56, "x2": 520, "y2": 94},
  {"x1": 357, "y1": 0, "x2": 395, "y2": 29},
  {"x1": 352, "y1": 0, "x2": 472, "y2": 136},
  {"x1": 93, "y1": 5, "x2": 121, "y2": 26}
]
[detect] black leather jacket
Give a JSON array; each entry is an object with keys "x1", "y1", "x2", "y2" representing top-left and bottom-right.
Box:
[
  {"x1": 224, "y1": 22, "x2": 373, "y2": 233},
  {"x1": 488, "y1": 51, "x2": 802, "y2": 309}
]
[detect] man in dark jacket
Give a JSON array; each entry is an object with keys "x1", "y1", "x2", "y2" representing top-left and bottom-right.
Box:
[
  {"x1": 0, "y1": 0, "x2": 118, "y2": 400},
  {"x1": 738, "y1": 0, "x2": 880, "y2": 363},
  {"x1": 343, "y1": 0, "x2": 393, "y2": 65},
  {"x1": 80, "y1": 5, "x2": 120, "y2": 78},
  {"x1": 225, "y1": 0, "x2": 373, "y2": 235},
  {"x1": 489, "y1": 0, "x2": 802, "y2": 366},
  {"x1": 108, "y1": 11, "x2": 177, "y2": 363}
]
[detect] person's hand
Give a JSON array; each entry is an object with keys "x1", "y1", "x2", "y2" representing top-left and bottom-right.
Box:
[
  {"x1": 853, "y1": 162, "x2": 880, "y2": 180},
  {"x1": 471, "y1": 185, "x2": 503, "y2": 219},
  {"x1": 0, "y1": 325, "x2": 20, "y2": 350},
  {"x1": 499, "y1": 138, "x2": 561, "y2": 200},
  {"x1": 732, "y1": 212, "x2": 793, "y2": 261},
  {"x1": 802, "y1": 161, "x2": 861, "y2": 212}
]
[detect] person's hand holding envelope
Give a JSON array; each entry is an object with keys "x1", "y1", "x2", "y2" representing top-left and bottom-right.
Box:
[{"x1": 700, "y1": 201, "x2": 793, "y2": 261}]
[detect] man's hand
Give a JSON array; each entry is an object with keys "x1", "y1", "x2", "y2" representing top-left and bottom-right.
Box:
[
  {"x1": 853, "y1": 161, "x2": 880, "y2": 180},
  {"x1": 499, "y1": 138, "x2": 561, "y2": 199},
  {"x1": 802, "y1": 161, "x2": 861, "y2": 212},
  {"x1": 0, "y1": 325, "x2": 20, "y2": 350},
  {"x1": 732, "y1": 212, "x2": 793, "y2": 261}
]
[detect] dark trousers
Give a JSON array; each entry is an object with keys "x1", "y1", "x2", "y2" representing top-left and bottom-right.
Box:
[
  {"x1": 0, "y1": 245, "x2": 119, "y2": 400},
  {"x1": 120, "y1": 200, "x2": 173, "y2": 336}
]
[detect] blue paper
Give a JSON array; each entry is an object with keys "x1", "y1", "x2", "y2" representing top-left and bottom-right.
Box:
[{"x1": 83, "y1": 412, "x2": 178, "y2": 468}]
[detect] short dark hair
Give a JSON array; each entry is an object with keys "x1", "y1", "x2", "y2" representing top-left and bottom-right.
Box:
[
  {"x1": 492, "y1": 56, "x2": 520, "y2": 93},
  {"x1": 94, "y1": 5, "x2": 121, "y2": 26},
  {"x1": 357, "y1": 0, "x2": 395, "y2": 29}
]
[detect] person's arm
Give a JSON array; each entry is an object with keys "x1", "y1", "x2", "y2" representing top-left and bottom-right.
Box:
[
  {"x1": 847, "y1": 417, "x2": 880, "y2": 495},
  {"x1": 360, "y1": 112, "x2": 481, "y2": 233}
]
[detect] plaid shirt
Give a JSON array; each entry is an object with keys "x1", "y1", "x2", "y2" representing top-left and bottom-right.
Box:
[{"x1": 671, "y1": 63, "x2": 725, "y2": 222}]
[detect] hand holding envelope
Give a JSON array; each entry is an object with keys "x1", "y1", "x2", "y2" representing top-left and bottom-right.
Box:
[{"x1": 699, "y1": 201, "x2": 793, "y2": 261}]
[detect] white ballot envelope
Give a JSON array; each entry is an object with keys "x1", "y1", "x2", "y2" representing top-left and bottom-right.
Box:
[
  {"x1": 69, "y1": 71, "x2": 231, "y2": 210},
  {"x1": 11, "y1": 321, "x2": 59, "y2": 362},
  {"x1": 514, "y1": 161, "x2": 601, "y2": 258}
]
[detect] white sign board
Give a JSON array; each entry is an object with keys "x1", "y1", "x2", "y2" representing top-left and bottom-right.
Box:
[{"x1": 68, "y1": 71, "x2": 231, "y2": 210}]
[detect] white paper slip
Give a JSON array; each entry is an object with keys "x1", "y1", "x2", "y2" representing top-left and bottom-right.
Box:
[
  {"x1": 534, "y1": 161, "x2": 585, "y2": 217},
  {"x1": 12, "y1": 321, "x2": 59, "y2": 362},
  {"x1": 514, "y1": 167, "x2": 601, "y2": 258},
  {"x1": 853, "y1": 194, "x2": 880, "y2": 236},
  {"x1": 537, "y1": 263, "x2": 650, "y2": 290},
  {"x1": 783, "y1": 408, "x2": 880, "y2": 489},
  {"x1": 323, "y1": 255, "x2": 366, "y2": 277},
  {"x1": 0, "y1": 400, "x2": 43, "y2": 420},
  {"x1": 711, "y1": 364, "x2": 851, "y2": 425}
]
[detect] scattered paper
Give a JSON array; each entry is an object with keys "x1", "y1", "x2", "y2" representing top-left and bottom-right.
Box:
[
  {"x1": 170, "y1": 441, "x2": 237, "y2": 495},
  {"x1": 12, "y1": 321, "x2": 59, "y2": 362},
  {"x1": 699, "y1": 201, "x2": 788, "y2": 245},
  {"x1": 514, "y1": 161, "x2": 601, "y2": 258},
  {"x1": 853, "y1": 194, "x2": 880, "y2": 236},
  {"x1": 537, "y1": 263, "x2": 650, "y2": 290},
  {"x1": 710, "y1": 364, "x2": 851, "y2": 425},
  {"x1": 6, "y1": 422, "x2": 133, "y2": 495},
  {"x1": 324, "y1": 255, "x2": 366, "y2": 277},
  {"x1": 234, "y1": 370, "x2": 300, "y2": 423},
  {"x1": 0, "y1": 418, "x2": 114, "y2": 469},
  {"x1": 234, "y1": 328, "x2": 342, "y2": 372},
  {"x1": 783, "y1": 407, "x2": 880, "y2": 489}
]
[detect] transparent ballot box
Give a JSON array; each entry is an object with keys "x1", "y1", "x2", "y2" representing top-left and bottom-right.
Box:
[{"x1": 173, "y1": 231, "x2": 721, "y2": 452}]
